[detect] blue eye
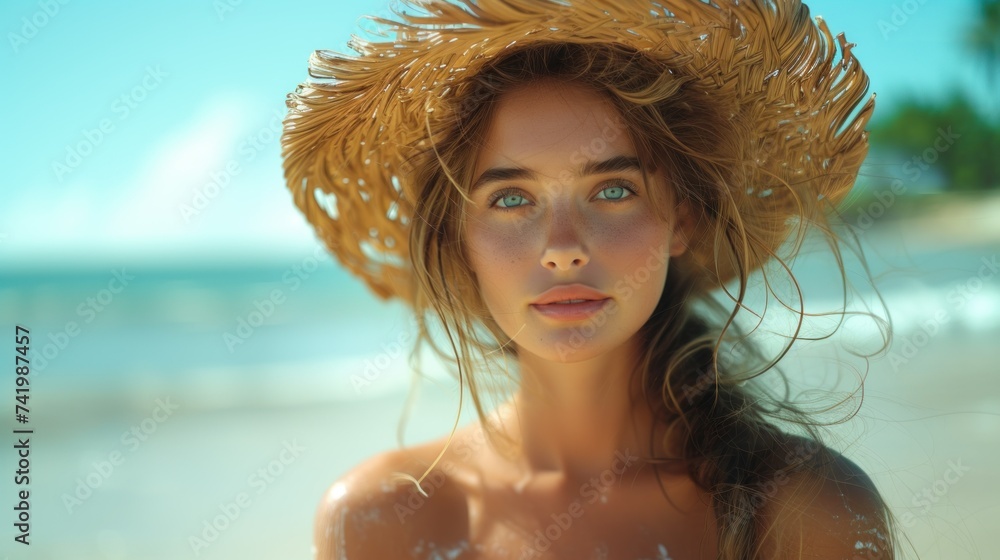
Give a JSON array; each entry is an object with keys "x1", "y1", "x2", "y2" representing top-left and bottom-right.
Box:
[
  {"x1": 595, "y1": 183, "x2": 635, "y2": 201},
  {"x1": 490, "y1": 189, "x2": 529, "y2": 209}
]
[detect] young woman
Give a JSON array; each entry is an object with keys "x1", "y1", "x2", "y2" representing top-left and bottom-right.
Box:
[{"x1": 281, "y1": 0, "x2": 900, "y2": 558}]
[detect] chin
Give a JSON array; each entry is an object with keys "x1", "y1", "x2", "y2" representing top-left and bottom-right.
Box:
[{"x1": 518, "y1": 325, "x2": 634, "y2": 364}]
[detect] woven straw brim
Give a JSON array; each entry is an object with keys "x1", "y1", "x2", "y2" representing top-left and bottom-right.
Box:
[{"x1": 281, "y1": 0, "x2": 874, "y2": 307}]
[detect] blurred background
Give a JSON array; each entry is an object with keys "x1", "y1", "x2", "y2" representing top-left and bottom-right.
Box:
[{"x1": 1, "y1": 0, "x2": 998, "y2": 558}]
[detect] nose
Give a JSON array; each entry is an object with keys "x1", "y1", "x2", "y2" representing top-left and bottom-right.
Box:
[{"x1": 539, "y1": 208, "x2": 590, "y2": 271}]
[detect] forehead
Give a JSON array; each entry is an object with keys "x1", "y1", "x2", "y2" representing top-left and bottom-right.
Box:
[{"x1": 473, "y1": 80, "x2": 636, "y2": 176}]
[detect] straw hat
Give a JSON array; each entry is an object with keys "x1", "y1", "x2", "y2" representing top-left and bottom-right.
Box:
[{"x1": 280, "y1": 0, "x2": 874, "y2": 307}]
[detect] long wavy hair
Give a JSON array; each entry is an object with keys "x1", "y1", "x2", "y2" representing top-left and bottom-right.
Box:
[{"x1": 395, "y1": 41, "x2": 904, "y2": 559}]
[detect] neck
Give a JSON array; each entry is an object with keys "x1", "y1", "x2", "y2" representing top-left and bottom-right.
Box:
[{"x1": 496, "y1": 334, "x2": 660, "y2": 483}]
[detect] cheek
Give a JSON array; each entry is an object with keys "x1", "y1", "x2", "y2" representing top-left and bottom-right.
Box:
[
  {"x1": 465, "y1": 223, "x2": 533, "y2": 317},
  {"x1": 466, "y1": 220, "x2": 534, "y2": 274},
  {"x1": 601, "y1": 219, "x2": 672, "y2": 311},
  {"x1": 599, "y1": 214, "x2": 671, "y2": 272}
]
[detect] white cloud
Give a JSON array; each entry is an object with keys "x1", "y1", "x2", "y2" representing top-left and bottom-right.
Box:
[
  {"x1": 1, "y1": 92, "x2": 319, "y2": 265},
  {"x1": 103, "y1": 92, "x2": 256, "y2": 242}
]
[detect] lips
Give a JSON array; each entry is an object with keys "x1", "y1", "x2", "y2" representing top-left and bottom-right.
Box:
[
  {"x1": 531, "y1": 283, "x2": 611, "y2": 306},
  {"x1": 530, "y1": 298, "x2": 610, "y2": 321},
  {"x1": 529, "y1": 283, "x2": 612, "y2": 321}
]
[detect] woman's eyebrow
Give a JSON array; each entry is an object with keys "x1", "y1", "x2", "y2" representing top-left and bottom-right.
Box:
[{"x1": 470, "y1": 155, "x2": 642, "y2": 193}]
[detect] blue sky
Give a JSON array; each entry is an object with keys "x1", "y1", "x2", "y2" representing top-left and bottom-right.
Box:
[{"x1": 1, "y1": 0, "x2": 991, "y2": 267}]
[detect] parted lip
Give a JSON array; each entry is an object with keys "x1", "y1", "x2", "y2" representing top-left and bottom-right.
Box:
[{"x1": 531, "y1": 284, "x2": 611, "y2": 305}]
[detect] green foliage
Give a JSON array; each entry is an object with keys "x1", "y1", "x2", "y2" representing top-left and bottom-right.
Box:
[
  {"x1": 865, "y1": 0, "x2": 1000, "y2": 193},
  {"x1": 868, "y1": 92, "x2": 999, "y2": 192},
  {"x1": 966, "y1": 0, "x2": 1000, "y2": 90}
]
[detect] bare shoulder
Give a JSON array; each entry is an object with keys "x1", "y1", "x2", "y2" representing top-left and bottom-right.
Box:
[
  {"x1": 759, "y1": 435, "x2": 894, "y2": 559},
  {"x1": 313, "y1": 443, "x2": 471, "y2": 560}
]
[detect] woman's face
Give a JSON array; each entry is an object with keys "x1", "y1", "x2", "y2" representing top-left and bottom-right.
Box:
[{"x1": 463, "y1": 80, "x2": 690, "y2": 363}]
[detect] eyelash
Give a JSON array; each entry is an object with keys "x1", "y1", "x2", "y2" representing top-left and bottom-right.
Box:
[{"x1": 486, "y1": 180, "x2": 639, "y2": 212}]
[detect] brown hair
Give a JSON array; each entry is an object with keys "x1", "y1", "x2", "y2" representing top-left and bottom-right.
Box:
[{"x1": 396, "y1": 41, "x2": 902, "y2": 558}]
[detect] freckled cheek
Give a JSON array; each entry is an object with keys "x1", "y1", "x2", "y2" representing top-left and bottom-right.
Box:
[
  {"x1": 594, "y1": 214, "x2": 669, "y2": 264},
  {"x1": 467, "y1": 222, "x2": 535, "y2": 272}
]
